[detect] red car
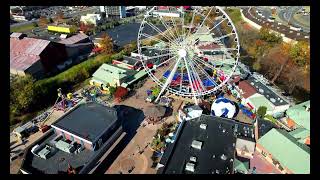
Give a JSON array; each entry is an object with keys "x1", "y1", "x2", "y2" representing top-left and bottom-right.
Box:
[{"x1": 40, "y1": 125, "x2": 51, "y2": 133}]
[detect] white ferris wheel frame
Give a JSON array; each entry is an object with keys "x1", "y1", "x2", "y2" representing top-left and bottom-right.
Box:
[{"x1": 137, "y1": 6, "x2": 240, "y2": 103}]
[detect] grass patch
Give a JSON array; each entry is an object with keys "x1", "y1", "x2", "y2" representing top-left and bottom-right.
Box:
[
  {"x1": 225, "y1": 8, "x2": 243, "y2": 24},
  {"x1": 10, "y1": 23, "x2": 38, "y2": 33}
]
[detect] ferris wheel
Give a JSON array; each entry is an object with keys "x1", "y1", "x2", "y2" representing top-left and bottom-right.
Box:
[{"x1": 137, "y1": 6, "x2": 240, "y2": 104}]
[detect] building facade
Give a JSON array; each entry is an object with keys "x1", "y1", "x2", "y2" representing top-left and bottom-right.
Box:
[{"x1": 100, "y1": 6, "x2": 126, "y2": 19}]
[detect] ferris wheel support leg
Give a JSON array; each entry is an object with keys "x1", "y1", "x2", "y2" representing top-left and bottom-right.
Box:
[{"x1": 155, "y1": 57, "x2": 183, "y2": 103}]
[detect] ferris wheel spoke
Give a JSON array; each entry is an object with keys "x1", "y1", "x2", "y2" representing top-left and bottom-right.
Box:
[
  {"x1": 155, "y1": 56, "x2": 183, "y2": 102},
  {"x1": 140, "y1": 33, "x2": 171, "y2": 47},
  {"x1": 193, "y1": 55, "x2": 216, "y2": 71},
  {"x1": 188, "y1": 59, "x2": 206, "y2": 93},
  {"x1": 154, "y1": 54, "x2": 179, "y2": 69},
  {"x1": 212, "y1": 33, "x2": 235, "y2": 43},
  {"x1": 183, "y1": 57, "x2": 198, "y2": 104},
  {"x1": 145, "y1": 21, "x2": 180, "y2": 47},
  {"x1": 140, "y1": 46, "x2": 175, "y2": 53},
  {"x1": 195, "y1": 7, "x2": 214, "y2": 34},
  {"x1": 191, "y1": 57, "x2": 219, "y2": 87},
  {"x1": 208, "y1": 17, "x2": 227, "y2": 32},
  {"x1": 186, "y1": 8, "x2": 196, "y2": 41},
  {"x1": 179, "y1": 64, "x2": 184, "y2": 93},
  {"x1": 145, "y1": 52, "x2": 174, "y2": 61},
  {"x1": 158, "y1": 16, "x2": 180, "y2": 44}
]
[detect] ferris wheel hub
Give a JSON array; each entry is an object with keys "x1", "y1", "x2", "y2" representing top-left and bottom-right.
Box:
[{"x1": 178, "y1": 49, "x2": 187, "y2": 58}]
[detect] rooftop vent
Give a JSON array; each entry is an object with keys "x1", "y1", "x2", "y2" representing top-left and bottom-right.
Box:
[
  {"x1": 190, "y1": 156, "x2": 197, "y2": 163},
  {"x1": 220, "y1": 154, "x2": 227, "y2": 160},
  {"x1": 191, "y1": 140, "x2": 203, "y2": 150},
  {"x1": 185, "y1": 162, "x2": 195, "y2": 172},
  {"x1": 200, "y1": 124, "x2": 207, "y2": 130},
  {"x1": 259, "y1": 88, "x2": 264, "y2": 93}
]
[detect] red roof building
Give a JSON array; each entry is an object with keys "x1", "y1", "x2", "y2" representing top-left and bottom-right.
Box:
[
  {"x1": 10, "y1": 33, "x2": 68, "y2": 79},
  {"x1": 238, "y1": 81, "x2": 258, "y2": 99},
  {"x1": 198, "y1": 43, "x2": 220, "y2": 50}
]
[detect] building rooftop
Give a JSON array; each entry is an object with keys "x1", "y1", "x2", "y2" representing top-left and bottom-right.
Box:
[
  {"x1": 21, "y1": 130, "x2": 95, "y2": 174},
  {"x1": 257, "y1": 128, "x2": 310, "y2": 174},
  {"x1": 286, "y1": 100, "x2": 310, "y2": 131},
  {"x1": 10, "y1": 35, "x2": 51, "y2": 71},
  {"x1": 121, "y1": 56, "x2": 140, "y2": 66},
  {"x1": 52, "y1": 102, "x2": 118, "y2": 142},
  {"x1": 237, "y1": 80, "x2": 258, "y2": 99},
  {"x1": 198, "y1": 43, "x2": 220, "y2": 50},
  {"x1": 233, "y1": 156, "x2": 250, "y2": 174},
  {"x1": 289, "y1": 128, "x2": 309, "y2": 142},
  {"x1": 246, "y1": 76, "x2": 288, "y2": 106},
  {"x1": 247, "y1": 94, "x2": 274, "y2": 111},
  {"x1": 92, "y1": 63, "x2": 135, "y2": 83},
  {"x1": 158, "y1": 115, "x2": 255, "y2": 174},
  {"x1": 58, "y1": 33, "x2": 89, "y2": 45},
  {"x1": 257, "y1": 118, "x2": 277, "y2": 139}
]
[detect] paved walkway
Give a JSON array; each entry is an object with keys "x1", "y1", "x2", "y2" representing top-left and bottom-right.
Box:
[{"x1": 105, "y1": 73, "x2": 183, "y2": 174}]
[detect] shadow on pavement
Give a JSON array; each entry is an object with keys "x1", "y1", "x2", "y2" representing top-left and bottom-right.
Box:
[{"x1": 94, "y1": 105, "x2": 145, "y2": 174}]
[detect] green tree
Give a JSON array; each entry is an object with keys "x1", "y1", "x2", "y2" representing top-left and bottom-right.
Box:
[
  {"x1": 257, "y1": 106, "x2": 267, "y2": 118},
  {"x1": 259, "y1": 27, "x2": 282, "y2": 44},
  {"x1": 10, "y1": 75, "x2": 36, "y2": 115}
]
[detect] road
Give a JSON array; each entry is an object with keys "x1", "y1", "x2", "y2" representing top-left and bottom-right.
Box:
[
  {"x1": 10, "y1": 6, "x2": 98, "y2": 28},
  {"x1": 277, "y1": 6, "x2": 309, "y2": 32},
  {"x1": 257, "y1": 6, "x2": 310, "y2": 33}
]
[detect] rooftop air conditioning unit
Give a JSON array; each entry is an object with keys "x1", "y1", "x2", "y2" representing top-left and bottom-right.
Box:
[
  {"x1": 200, "y1": 124, "x2": 207, "y2": 130},
  {"x1": 190, "y1": 156, "x2": 197, "y2": 163},
  {"x1": 191, "y1": 140, "x2": 202, "y2": 150},
  {"x1": 185, "y1": 162, "x2": 195, "y2": 172}
]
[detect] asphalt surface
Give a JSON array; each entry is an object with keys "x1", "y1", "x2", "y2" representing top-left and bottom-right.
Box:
[
  {"x1": 243, "y1": 7, "x2": 309, "y2": 41},
  {"x1": 254, "y1": 6, "x2": 309, "y2": 33}
]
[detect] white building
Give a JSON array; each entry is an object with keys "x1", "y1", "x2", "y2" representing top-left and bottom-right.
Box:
[
  {"x1": 80, "y1": 14, "x2": 102, "y2": 26},
  {"x1": 178, "y1": 105, "x2": 203, "y2": 122}
]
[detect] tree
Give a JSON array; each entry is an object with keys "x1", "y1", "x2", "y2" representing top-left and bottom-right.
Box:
[
  {"x1": 10, "y1": 75, "x2": 36, "y2": 116},
  {"x1": 262, "y1": 44, "x2": 291, "y2": 84},
  {"x1": 114, "y1": 86, "x2": 128, "y2": 102},
  {"x1": 289, "y1": 41, "x2": 310, "y2": 68},
  {"x1": 259, "y1": 26, "x2": 282, "y2": 44},
  {"x1": 123, "y1": 41, "x2": 137, "y2": 55},
  {"x1": 79, "y1": 22, "x2": 95, "y2": 34},
  {"x1": 108, "y1": 86, "x2": 116, "y2": 95},
  {"x1": 257, "y1": 106, "x2": 267, "y2": 118},
  {"x1": 252, "y1": 61, "x2": 261, "y2": 71},
  {"x1": 38, "y1": 16, "x2": 49, "y2": 27},
  {"x1": 99, "y1": 33, "x2": 114, "y2": 55}
]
